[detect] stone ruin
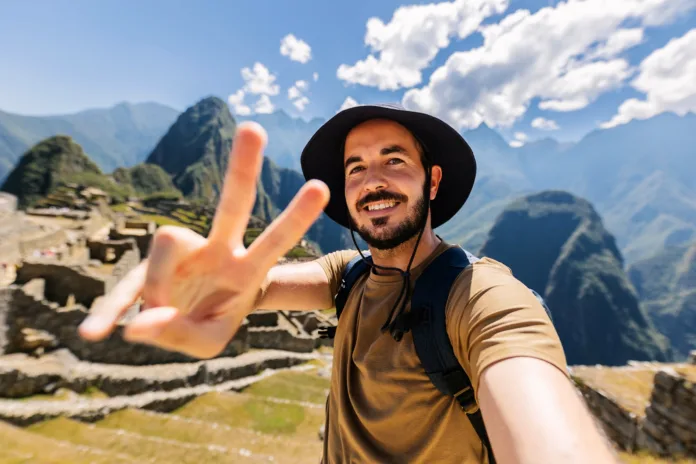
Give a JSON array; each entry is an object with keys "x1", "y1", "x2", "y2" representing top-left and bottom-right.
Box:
[
  {"x1": 571, "y1": 356, "x2": 696, "y2": 459},
  {"x1": 0, "y1": 194, "x2": 336, "y2": 427}
]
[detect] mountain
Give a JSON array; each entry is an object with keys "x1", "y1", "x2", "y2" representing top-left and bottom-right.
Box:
[
  {"x1": 628, "y1": 241, "x2": 696, "y2": 360},
  {"x1": 438, "y1": 123, "x2": 534, "y2": 252},
  {"x1": 146, "y1": 97, "x2": 352, "y2": 253},
  {"x1": 0, "y1": 135, "x2": 130, "y2": 207},
  {"x1": 260, "y1": 157, "x2": 354, "y2": 252},
  {"x1": 112, "y1": 163, "x2": 181, "y2": 197},
  {"x1": 479, "y1": 190, "x2": 672, "y2": 366},
  {"x1": 243, "y1": 111, "x2": 324, "y2": 172},
  {"x1": 0, "y1": 102, "x2": 179, "y2": 182},
  {"x1": 440, "y1": 112, "x2": 696, "y2": 265}
]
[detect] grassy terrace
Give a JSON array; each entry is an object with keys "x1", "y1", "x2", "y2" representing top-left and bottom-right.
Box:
[
  {"x1": 1, "y1": 359, "x2": 331, "y2": 463},
  {"x1": 571, "y1": 364, "x2": 696, "y2": 417}
]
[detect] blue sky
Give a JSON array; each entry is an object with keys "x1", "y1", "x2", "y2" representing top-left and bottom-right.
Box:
[{"x1": 1, "y1": 0, "x2": 695, "y2": 144}]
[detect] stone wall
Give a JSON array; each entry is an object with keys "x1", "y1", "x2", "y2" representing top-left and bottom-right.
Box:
[
  {"x1": 15, "y1": 261, "x2": 109, "y2": 308},
  {"x1": 574, "y1": 380, "x2": 639, "y2": 451},
  {"x1": 86, "y1": 238, "x2": 138, "y2": 264},
  {"x1": 637, "y1": 369, "x2": 696, "y2": 457},
  {"x1": 0, "y1": 286, "x2": 249, "y2": 364},
  {"x1": 110, "y1": 220, "x2": 155, "y2": 257},
  {"x1": 111, "y1": 248, "x2": 140, "y2": 283},
  {"x1": 248, "y1": 327, "x2": 315, "y2": 353}
]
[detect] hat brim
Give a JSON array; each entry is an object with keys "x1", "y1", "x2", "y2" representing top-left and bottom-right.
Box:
[{"x1": 300, "y1": 104, "x2": 476, "y2": 229}]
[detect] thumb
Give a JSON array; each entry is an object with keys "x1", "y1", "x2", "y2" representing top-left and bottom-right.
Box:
[{"x1": 123, "y1": 306, "x2": 242, "y2": 359}]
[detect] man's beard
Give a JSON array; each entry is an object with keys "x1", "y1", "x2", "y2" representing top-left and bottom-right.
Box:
[{"x1": 350, "y1": 186, "x2": 429, "y2": 251}]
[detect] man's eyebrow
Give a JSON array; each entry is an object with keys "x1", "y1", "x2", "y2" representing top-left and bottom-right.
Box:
[
  {"x1": 344, "y1": 144, "x2": 411, "y2": 168},
  {"x1": 380, "y1": 144, "x2": 408, "y2": 155},
  {"x1": 344, "y1": 155, "x2": 362, "y2": 169}
]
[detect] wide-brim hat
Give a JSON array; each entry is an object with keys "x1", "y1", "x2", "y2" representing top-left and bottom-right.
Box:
[{"x1": 300, "y1": 103, "x2": 476, "y2": 229}]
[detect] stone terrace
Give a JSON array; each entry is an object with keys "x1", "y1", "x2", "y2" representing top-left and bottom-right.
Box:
[{"x1": 571, "y1": 356, "x2": 696, "y2": 458}]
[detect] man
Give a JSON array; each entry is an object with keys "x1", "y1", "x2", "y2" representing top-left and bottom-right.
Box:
[{"x1": 79, "y1": 104, "x2": 618, "y2": 463}]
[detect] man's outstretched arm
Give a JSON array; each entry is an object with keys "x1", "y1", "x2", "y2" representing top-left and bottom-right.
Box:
[
  {"x1": 254, "y1": 260, "x2": 334, "y2": 312},
  {"x1": 478, "y1": 356, "x2": 619, "y2": 463}
]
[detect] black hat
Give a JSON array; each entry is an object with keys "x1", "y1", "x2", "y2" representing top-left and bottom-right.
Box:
[{"x1": 300, "y1": 103, "x2": 476, "y2": 229}]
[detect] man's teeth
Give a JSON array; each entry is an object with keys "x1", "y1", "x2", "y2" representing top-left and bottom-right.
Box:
[{"x1": 367, "y1": 201, "x2": 396, "y2": 211}]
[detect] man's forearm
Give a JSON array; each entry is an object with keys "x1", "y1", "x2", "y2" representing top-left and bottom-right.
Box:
[{"x1": 253, "y1": 260, "x2": 334, "y2": 312}]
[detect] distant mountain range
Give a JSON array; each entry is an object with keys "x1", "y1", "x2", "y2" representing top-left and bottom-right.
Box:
[
  {"x1": 0, "y1": 102, "x2": 179, "y2": 183},
  {"x1": 1, "y1": 99, "x2": 694, "y2": 265}
]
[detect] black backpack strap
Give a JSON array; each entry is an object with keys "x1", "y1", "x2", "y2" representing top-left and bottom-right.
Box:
[
  {"x1": 411, "y1": 247, "x2": 496, "y2": 464},
  {"x1": 319, "y1": 252, "x2": 372, "y2": 339}
]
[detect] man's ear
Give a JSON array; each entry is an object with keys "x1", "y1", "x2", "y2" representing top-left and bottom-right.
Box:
[{"x1": 429, "y1": 165, "x2": 443, "y2": 200}]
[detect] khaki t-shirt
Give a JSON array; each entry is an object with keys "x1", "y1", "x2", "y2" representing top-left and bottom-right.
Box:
[{"x1": 315, "y1": 241, "x2": 568, "y2": 463}]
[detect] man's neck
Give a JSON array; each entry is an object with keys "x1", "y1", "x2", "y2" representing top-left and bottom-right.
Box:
[{"x1": 367, "y1": 228, "x2": 442, "y2": 274}]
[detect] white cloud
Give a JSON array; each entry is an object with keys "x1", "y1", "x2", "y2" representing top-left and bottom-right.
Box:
[
  {"x1": 227, "y1": 62, "x2": 280, "y2": 116},
  {"x1": 227, "y1": 89, "x2": 251, "y2": 116},
  {"x1": 509, "y1": 131, "x2": 527, "y2": 147},
  {"x1": 592, "y1": 28, "x2": 644, "y2": 59},
  {"x1": 254, "y1": 95, "x2": 274, "y2": 114},
  {"x1": 280, "y1": 34, "x2": 312, "y2": 63},
  {"x1": 401, "y1": 0, "x2": 696, "y2": 130},
  {"x1": 337, "y1": 0, "x2": 509, "y2": 90},
  {"x1": 287, "y1": 80, "x2": 311, "y2": 111},
  {"x1": 531, "y1": 117, "x2": 559, "y2": 130},
  {"x1": 601, "y1": 28, "x2": 696, "y2": 128},
  {"x1": 241, "y1": 62, "x2": 279, "y2": 96},
  {"x1": 313, "y1": 72, "x2": 319, "y2": 82},
  {"x1": 292, "y1": 96, "x2": 310, "y2": 111},
  {"x1": 339, "y1": 97, "x2": 359, "y2": 112}
]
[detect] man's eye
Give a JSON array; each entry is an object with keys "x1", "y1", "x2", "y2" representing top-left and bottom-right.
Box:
[
  {"x1": 349, "y1": 166, "x2": 364, "y2": 174},
  {"x1": 387, "y1": 158, "x2": 404, "y2": 165}
]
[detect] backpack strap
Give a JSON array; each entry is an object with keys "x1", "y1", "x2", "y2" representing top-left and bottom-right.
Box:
[
  {"x1": 410, "y1": 246, "x2": 496, "y2": 464},
  {"x1": 319, "y1": 252, "x2": 372, "y2": 339}
]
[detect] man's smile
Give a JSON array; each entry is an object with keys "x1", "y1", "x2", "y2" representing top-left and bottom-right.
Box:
[{"x1": 362, "y1": 200, "x2": 401, "y2": 217}]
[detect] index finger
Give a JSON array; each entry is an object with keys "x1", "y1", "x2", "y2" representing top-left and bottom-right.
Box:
[
  {"x1": 208, "y1": 122, "x2": 267, "y2": 247},
  {"x1": 78, "y1": 260, "x2": 148, "y2": 341}
]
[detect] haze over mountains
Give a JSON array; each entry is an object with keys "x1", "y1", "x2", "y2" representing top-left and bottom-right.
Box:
[{"x1": 1, "y1": 98, "x2": 694, "y2": 265}]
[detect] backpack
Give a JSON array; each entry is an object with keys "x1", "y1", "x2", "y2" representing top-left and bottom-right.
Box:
[{"x1": 319, "y1": 246, "x2": 554, "y2": 464}]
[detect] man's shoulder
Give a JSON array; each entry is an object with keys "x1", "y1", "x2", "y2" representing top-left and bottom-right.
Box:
[{"x1": 444, "y1": 253, "x2": 530, "y2": 310}]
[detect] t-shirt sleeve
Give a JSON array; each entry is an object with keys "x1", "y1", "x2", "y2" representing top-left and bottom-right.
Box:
[
  {"x1": 446, "y1": 260, "x2": 569, "y2": 403},
  {"x1": 314, "y1": 249, "x2": 361, "y2": 304}
]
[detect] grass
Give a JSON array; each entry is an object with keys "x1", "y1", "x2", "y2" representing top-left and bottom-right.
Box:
[
  {"x1": 571, "y1": 366, "x2": 658, "y2": 416},
  {"x1": 95, "y1": 408, "x2": 321, "y2": 463},
  {"x1": 173, "y1": 391, "x2": 324, "y2": 436},
  {"x1": 0, "y1": 420, "x2": 132, "y2": 464},
  {"x1": 110, "y1": 203, "x2": 130, "y2": 213},
  {"x1": 28, "y1": 417, "x2": 257, "y2": 464},
  {"x1": 242, "y1": 370, "x2": 330, "y2": 405},
  {"x1": 619, "y1": 451, "x2": 696, "y2": 463}
]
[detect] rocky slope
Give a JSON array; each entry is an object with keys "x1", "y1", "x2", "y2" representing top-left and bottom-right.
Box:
[
  {"x1": 479, "y1": 190, "x2": 672, "y2": 365},
  {"x1": 628, "y1": 241, "x2": 696, "y2": 360}
]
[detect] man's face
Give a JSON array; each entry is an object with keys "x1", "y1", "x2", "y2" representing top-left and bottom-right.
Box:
[{"x1": 343, "y1": 119, "x2": 440, "y2": 250}]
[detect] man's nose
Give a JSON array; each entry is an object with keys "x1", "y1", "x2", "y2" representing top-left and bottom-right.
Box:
[{"x1": 363, "y1": 167, "x2": 387, "y2": 191}]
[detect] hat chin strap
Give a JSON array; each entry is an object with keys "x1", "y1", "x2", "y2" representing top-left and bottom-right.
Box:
[{"x1": 348, "y1": 168, "x2": 432, "y2": 342}]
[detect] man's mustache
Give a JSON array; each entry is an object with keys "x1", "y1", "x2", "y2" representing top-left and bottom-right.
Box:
[{"x1": 356, "y1": 191, "x2": 408, "y2": 210}]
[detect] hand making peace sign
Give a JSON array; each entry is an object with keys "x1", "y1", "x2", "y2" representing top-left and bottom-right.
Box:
[{"x1": 78, "y1": 122, "x2": 330, "y2": 358}]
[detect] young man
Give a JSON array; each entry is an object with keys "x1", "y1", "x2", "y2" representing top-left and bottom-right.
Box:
[{"x1": 79, "y1": 104, "x2": 618, "y2": 463}]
